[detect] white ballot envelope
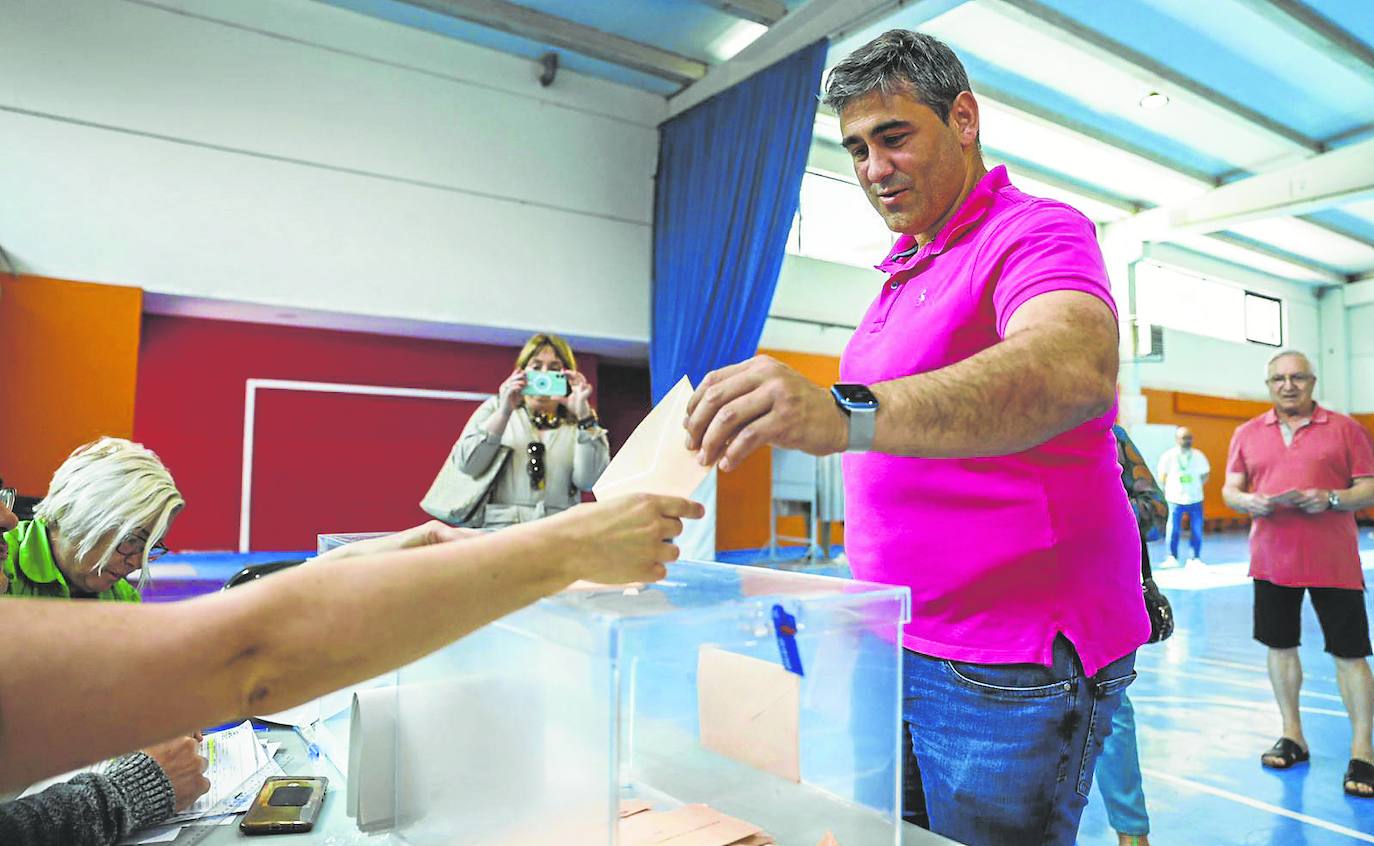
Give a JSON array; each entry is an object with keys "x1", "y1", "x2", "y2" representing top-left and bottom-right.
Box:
[{"x1": 593, "y1": 376, "x2": 712, "y2": 502}]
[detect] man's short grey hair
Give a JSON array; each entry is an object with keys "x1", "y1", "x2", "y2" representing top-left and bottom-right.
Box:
[
  {"x1": 1265, "y1": 349, "x2": 1314, "y2": 377},
  {"x1": 34, "y1": 437, "x2": 183, "y2": 588},
  {"x1": 822, "y1": 30, "x2": 972, "y2": 122}
]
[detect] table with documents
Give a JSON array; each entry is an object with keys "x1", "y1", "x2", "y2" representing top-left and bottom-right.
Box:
[{"x1": 165, "y1": 727, "x2": 959, "y2": 845}]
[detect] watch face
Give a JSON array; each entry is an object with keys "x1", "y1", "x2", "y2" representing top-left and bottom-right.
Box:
[{"x1": 833, "y1": 383, "x2": 879, "y2": 409}]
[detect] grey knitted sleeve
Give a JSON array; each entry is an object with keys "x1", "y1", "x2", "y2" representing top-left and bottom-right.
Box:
[{"x1": 0, "y1": 752, "x2": 176, "y2": 846}]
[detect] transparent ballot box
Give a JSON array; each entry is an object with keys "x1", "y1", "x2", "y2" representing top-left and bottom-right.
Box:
[{"x1": 379, "y1": 559, "x2": 909, "y2": 846}]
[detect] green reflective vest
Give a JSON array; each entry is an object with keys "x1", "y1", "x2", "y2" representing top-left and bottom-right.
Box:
[{"x1": 2, "y1": 518, "x2": 141, "y2": 602}]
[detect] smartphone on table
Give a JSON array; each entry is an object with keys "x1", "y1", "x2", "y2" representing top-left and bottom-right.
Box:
[{"x1": 239, "y1": 776, "x2": 328, "y2": 835}]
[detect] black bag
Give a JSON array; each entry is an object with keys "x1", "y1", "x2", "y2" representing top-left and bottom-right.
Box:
[
  {"x1": 1138, "y1": 544, "x2": 1173, "y2": 644},
  {"x1": 1143, "y1": 577, "x2": 1174, "y2": 644}
]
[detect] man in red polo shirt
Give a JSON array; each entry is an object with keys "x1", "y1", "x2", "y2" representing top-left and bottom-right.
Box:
[{"x1": 1224, "y1": 350, "x2": 1374, "y2": 797}]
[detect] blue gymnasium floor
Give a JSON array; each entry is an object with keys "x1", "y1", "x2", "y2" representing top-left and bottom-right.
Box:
[{"x1": 147, "y1": 530, "x2": 1374, "y2": 843}]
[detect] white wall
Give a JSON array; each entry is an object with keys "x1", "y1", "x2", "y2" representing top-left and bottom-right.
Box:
[
  {"x1": 0, "y1": 0, "x2": 665, "y2": 350},
  {"x1": 761, "y1": 254, "x2": 879, "y2": 356},
  {"x1": 1125, "y1": 243, "x2": 1325, "y2": 402},
  {"x1": 1348, "y1": 280, "x2": 1374, "y2": 413}
]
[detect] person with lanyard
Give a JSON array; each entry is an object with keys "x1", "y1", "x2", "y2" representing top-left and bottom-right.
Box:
[
  {"x1": 1223, "y1": 350, "x2": 1374, "y2": 797},
  {"x1": 3, "y1": 437, "x2": 181, "y2": 601},
  {"x1": 424, "y1": 333, "x2": 610, "y2": 529},
  {"x1": 1155, "y1": 426, "x2": 1210, "y2": 570},
  {"x1": 684, "y1": 29, "x2": 1146, "y2": 846}
]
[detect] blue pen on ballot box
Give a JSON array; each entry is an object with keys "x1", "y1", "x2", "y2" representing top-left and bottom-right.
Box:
[{"x1": 772, "y1": 604, "x2": 803, "y2": 676}]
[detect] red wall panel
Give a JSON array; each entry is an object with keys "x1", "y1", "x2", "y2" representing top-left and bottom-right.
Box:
[
  {"x1": 249, "y1": 389, "x2": 484, "y2": 550},
  {"x1": 133, "y1": 316, "x2": 605, "y2": 551}
]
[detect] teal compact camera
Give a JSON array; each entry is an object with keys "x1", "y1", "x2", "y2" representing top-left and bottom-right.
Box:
[{"x1": 522, "y1": 370, "x2": 568, "y2": 397}]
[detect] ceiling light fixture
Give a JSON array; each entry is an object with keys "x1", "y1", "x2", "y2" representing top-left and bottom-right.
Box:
[
  {"x1": 708, "y1": 20, "x2": 767, "y2": 63},
  {"x1": 1138, "y1": 91, "x2": 1170, "y2": 110}
]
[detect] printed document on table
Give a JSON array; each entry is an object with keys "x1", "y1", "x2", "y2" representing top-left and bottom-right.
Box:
[{"x1": 162, "y1": 721, "x2": 284, "y2": 824}]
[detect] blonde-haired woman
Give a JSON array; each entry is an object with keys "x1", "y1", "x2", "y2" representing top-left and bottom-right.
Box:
[
  {"x1": 429, "y1": 333, "x2": 610, "y2": 529},
  {"x1": 3, "y1": 437, "x2": 183, "y2": 600}
]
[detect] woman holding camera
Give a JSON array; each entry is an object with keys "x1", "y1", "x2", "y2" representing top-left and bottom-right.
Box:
[{"x1": 424, "y1": 334, "x2": 610, "y2": 529}]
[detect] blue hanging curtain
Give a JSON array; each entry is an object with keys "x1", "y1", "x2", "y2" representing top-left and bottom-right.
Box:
[{"x1": 650, "y1": 39, "x2": 829, "y2": 402}]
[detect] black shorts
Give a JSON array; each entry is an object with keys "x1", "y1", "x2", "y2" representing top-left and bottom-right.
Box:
[{"x1": 1253, "y1": 579, "x2": 1372, "y2": 658}]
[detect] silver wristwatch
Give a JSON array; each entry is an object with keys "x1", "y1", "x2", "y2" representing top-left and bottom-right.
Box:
[
  {"x1": 1328, "y1": 490, "x2": 1342, "y2": 511},
  {"x1": 830, "y1": 384, "x2": 879, "y2": 453}
]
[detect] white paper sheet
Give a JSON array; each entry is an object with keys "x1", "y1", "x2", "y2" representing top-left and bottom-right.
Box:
[
  {"x1": 347, "y1": 687, "x2": 397, "y2": 831},
  {"x1": 162, "y1": 722, "x2": 284, "y2": 824},
  {"x1": 117, "y1": 729, "x2": 283, "y2": 845}
]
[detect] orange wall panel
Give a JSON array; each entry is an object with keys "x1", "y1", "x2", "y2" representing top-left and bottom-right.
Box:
[
  {"x1": 0, "y1": 275, "x2": 142, "y2": 494},
  {"x1": 1357, "y1": 415, "x2": 1374, "y2": 442},
  {"x1": 716, "y1": 350, "x2": 845, "y2": 552},
  {"x1": 1143, "y1": 388, "x2": 1271, "y2": 524},
  {"x1": 1171, "y1": 392, "x2": 1270, "y2": 420},
  {"x1": 1358, "y1": 416, "x2": 1374, "y2": 521}
]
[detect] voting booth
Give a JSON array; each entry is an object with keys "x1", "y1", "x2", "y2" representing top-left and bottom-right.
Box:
[{"x1": 325, "y1": 537, "x2": 909, "y2": 846}]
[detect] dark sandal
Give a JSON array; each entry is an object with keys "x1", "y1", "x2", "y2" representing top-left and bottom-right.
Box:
[
  {"x1": 1261, "y1": 737, "x2": 1309, "y2": 769},
  {"x1": 1344, "y1": 759, "x2": 1374, "y2": 797}
]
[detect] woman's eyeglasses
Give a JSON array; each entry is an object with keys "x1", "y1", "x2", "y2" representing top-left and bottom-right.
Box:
[
  {"x1": 526, "y1": 442, "x2": 546, "y2": 491},
  {"x1": 0, "y1": 488, "x2": 15, "y2": 510},
  {"x1": 115, "y1": 532, "x2": 170, "y2": 562}
]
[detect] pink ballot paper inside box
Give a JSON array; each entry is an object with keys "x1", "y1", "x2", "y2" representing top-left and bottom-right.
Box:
[{"x1": 593, "y1": 376, "x2": 712, "y2": 502}]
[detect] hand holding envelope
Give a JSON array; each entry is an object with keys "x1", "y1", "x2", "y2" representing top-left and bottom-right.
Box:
[
  {"x1": 1267, "y1": 489, "x2": 1304, "y2": 507},
  {"x1": 594, "y1": 377, "x2": 713, "y2": 502}
]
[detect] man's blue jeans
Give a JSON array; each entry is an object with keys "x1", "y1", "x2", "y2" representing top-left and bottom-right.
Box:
[
  {"x1": 1168, "y1": 501, "x2": 1204, "y2": 559},
  {"x1": 1094, "y1": 691, "x2": 1150, "y2": 836},
  {"x1": 902, "y1": 636, "x2": 1136, "y2": 846}
]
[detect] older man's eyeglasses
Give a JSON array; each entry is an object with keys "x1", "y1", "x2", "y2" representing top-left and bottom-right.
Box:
[
  {"x1": 1266, "y1": 373, "x2": 1314, "y2": 387},
  {"x1": 0, "y1": 488, "x2": 15, "y2": 510},
  {"x1": 526, "y1": 441, "x2": 546, "y2": 491}
]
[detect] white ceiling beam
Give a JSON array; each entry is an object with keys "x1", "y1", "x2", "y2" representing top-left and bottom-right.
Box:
[
  {"x1": 1203, "y1": 232, "x2": 1348, "y2": 286},
  {"x1": 974, "y1": 82, "x2": 1374, "y2": 251},
  {"x1": 980, "y1": 148, "x2": 1141, "y2": 213},
  {"x1": 971, "y1": 79, "x2": 1220, "y2": 187},
  {"x1": 667, "y1": 0, "x2": 969, "y2": 119},
  {"x1": 695, "y1": 0, "x2": 788, "y2": 27},
  {"x1": 982, "y1": 0, "x2": 1321, "y2": 155},
  {"x1": 1231, "y1": 0, "x2": 1374, "y2": 78},
  {"x1": 1144, "y1": 242, "x2": 1332, "y2": 293},
  {"x1": 395, "y1": 0, "x2": 707, "y2": 86},
  {"x1": 1107, "y1": 137, "x2": 1374, "y2": 242},
  {"x1": 1343, "y1": 275, "x2": 1374, "y2": 302}
]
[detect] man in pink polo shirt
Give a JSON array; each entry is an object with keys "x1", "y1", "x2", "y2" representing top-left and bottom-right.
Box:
[
  {"x1": 1223, "y1": 349, "x2": 1374, "y2": 798},
  {"x1": 684, "y1": 30, "x2": 1146, "y2": 846}
]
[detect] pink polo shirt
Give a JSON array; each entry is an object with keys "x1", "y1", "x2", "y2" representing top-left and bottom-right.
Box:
[
  {"x1": 840, "y1": 166, "x2": 1148, "y2": 675},
  {"x1": 1227, "y1": 405, "x2": 1374, "y2": 590}
]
